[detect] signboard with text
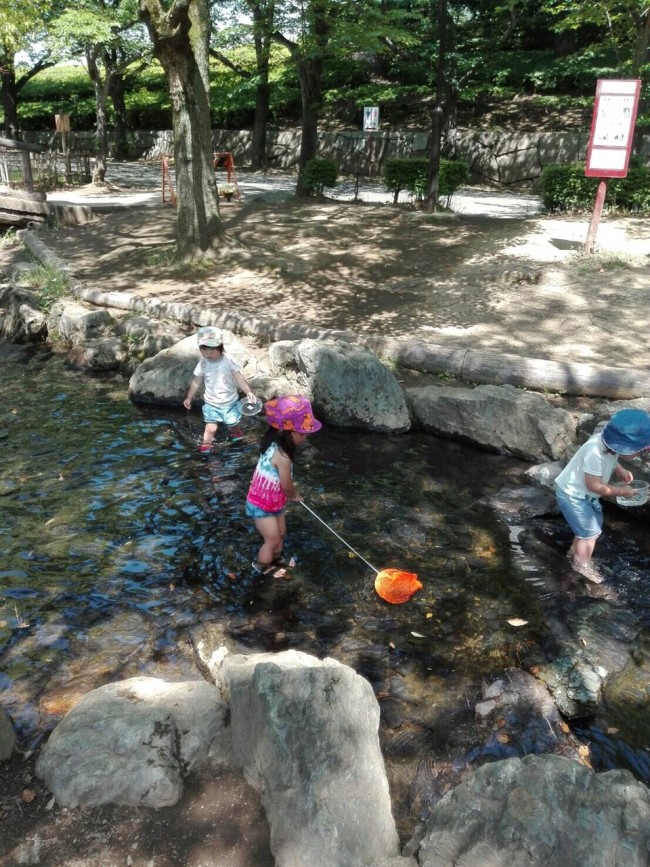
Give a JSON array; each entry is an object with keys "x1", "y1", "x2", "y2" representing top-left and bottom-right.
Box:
[
  {"x1": 585, "y1": 79, "x2": 640, "y2": 178},
  {"x1": 363, "y1": 106, "x2": 379, "y2": 132}
]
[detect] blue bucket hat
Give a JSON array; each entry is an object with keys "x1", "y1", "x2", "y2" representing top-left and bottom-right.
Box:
[{"x1": 601, "y1": 409, "x2": 650, "y2": 455}]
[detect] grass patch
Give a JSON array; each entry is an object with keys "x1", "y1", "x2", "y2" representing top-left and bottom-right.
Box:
[
  {"x1": 145, "y1": 246, "x2": 236, "y2": 278},
  {"x1": 16, "y1": 264, "x2": 70, "y2": 312},
  {"x1": 574, "y1": 250, "x2": 646, "y2": 274}
]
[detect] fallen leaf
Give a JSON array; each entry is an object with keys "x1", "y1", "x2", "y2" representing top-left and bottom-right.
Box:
[
  {"x1": 273, "y1": 568, "x2": 287, "y2": 579},
  {"x1": 579, "y1": 637, "x2": 587, "y2": 647},
  {"x1": 606, "y1": 727, "x2": 620, "y2": 735},
  {"x1": 560, "y1": 721, "x2": 570, "y2": 733},
  {"x1": 425, "y1": 612, "x2": 433, "y2": 619},
  {"x1": 389, "y1": 642, "x2": 396, "y2": 649},
  {"x1": 45, "y1": 796, "x2": 55, "y2": 812},
  {"x1": 21, "y1": 790, "x2": 35, "y2": 803},
  {"x1": 411, "y1": 631, "x2": 425, "y2": 638},
  {"x1": 578, "y1": 745, "x2": 590, "y2": 758},
  {"x1": 289, "y1": 557, "x2": 296, "y2": 567},
  {"x1": 496, "y1": 718, "x2": 506, "y2": 728},
  {"x1": 227, "y1": 572, "x2": 237, "y2": 582},
  {"x1": 506, "y1": 618, "x2": 528, "y2": 627},
  {"x1": 375, "y1": 691, "x2": 389, "y2": 700},
  {"x1": 496, "y1": 732, "x2": 510, "y2": 744}
]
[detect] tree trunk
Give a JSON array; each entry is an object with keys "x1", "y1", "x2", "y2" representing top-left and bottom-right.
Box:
[
  {"x1": 109, "y1": 70, "x2": 130, "y2": 160},
  {"x1": 250, "y1": 80, "x2": 270, "y2": 170},
  {"x1": 0, "y1": 64, "x2": 19, "y2": 139},
  {"x1": 249, "y1": 0, "x2": 274, "y2": 170},
  {"x1": 86, "y1": 47, "x2": 110, "y2": 184},
  {"x1": 140, "y1": 0, "x2": 222, "y2": 259},
  {"x1": 295, "y1": 57, "x2": 322, "y2": 197}
]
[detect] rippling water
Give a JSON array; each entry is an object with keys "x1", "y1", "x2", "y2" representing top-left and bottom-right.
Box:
[{"x1": 2, "y1": 346, "x2": 650, "y2": 830}]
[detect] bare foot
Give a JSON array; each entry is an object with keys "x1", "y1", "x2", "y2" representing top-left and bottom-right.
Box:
[{"x1": 571, "y1": 559, "x2": 605, "y2": 584}]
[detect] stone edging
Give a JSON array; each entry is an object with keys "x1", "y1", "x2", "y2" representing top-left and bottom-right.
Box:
[{"x1": 18, "y1": 227, "x2": 650, "y2": 400}]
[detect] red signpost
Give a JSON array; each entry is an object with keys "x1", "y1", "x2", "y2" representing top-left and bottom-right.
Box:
[{"x1": 583, "y1": 78, "x2": 641, "y2": 253}]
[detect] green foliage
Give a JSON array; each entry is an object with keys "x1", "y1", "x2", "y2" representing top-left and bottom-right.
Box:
[
  {"x1": 302, "y1": 158, "x2": 338, "y2": 196},
  {"x1": 16, "y1": 263, "x2": 70, "y2": 312},
  {"x1": 384, "y1": 157, "x2": 469, "y2": 204},
  {"x1": 541, "y1": 164, "x2": 650, "y2": 213}
]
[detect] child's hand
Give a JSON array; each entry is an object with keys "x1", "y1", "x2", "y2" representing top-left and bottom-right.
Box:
[
  {"x1": 618, "y1": 484, "x2": 637, "y2": 499},
  {"x1": 618, "y1": 468, "x2": 634, "y2": 484},
  {"x1": 183, "y1": 397, "x2": 192, "y2": 410}
]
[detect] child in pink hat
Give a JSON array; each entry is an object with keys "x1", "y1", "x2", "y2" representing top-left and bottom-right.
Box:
[{"x1": 245, "y1": 395, "x2": 322, "y2": 574}]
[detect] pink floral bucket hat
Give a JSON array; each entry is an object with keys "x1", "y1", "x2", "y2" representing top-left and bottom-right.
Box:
[{"x1": 264, "y1": 395, "x2": 322, "y2": 434}]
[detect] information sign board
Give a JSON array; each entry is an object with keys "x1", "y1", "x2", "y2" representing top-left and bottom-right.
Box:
[
  {"x1": 585, "y1": 79, "x2": 641, "y2": 178},
  {"x1": 363, "y1": 106, "x2": 379, "y2": 132}
]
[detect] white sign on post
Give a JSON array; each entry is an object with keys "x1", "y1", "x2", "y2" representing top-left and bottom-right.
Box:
[
  {"x1": 585, "y1": 79, "x2": 640, "y2": 178},
  {"x1": 363, "y1": 106, "x2": 379, "y2": 132}
]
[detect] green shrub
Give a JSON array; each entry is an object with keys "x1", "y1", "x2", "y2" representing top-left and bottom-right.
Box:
[
  {"x1": 541, "y1": 164, "x2": 650, "y2": 213},
  {"x1": 302, "y1": 158, "x2": 338, "y2": 196},
  {"x1": 384, "y1": 157, "x2": 469, "y2": 205}
]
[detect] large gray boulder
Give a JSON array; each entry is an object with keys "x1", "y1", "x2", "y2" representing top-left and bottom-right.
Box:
[
  {"x1": 406, "y1": 382, "x2": 576, "y2": 461},
  {"x1": 128, "y1": 331, "x2": 257, "y2": 406},
  {"x1": 47, "y1": 299, "x2": 115, "y2": 343},
  {"x1": 214, "y1": 648, "x2": 413, "y2": 867},
  {"x1": 419, "y1": 754, "x2": 650, "y2": 866},
  {"x1": 35, "y1": 677, "x2": 230, "y2": 808},
  {"x1": 269, "y1": 338, "x2": 411, "y2": 432}
]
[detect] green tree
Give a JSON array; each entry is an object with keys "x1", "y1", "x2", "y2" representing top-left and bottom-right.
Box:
[
  {"x1": 273, "y1": 0, "x2": 418, "y2": 197},
  {"x1": 139, "y1": 0, "x2": 223, "y2": 259},
  {"x1": 49, "y1": 0, "x2": 146, "y2": 181},
  {"x1": 544, "y1": 0, "x2": 649, "y2": 75},
  {"x1": 210, "y1": 0, "x2": 277, "y2": 169},
  {"x1": 0, "y1": 0, "x2": 61, "y2": 137}
]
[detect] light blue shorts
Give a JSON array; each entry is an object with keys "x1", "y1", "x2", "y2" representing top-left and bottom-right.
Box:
[
  {"x1": 202, "y1": 399, "x2": 241, "y2": 426},
  {"x1": 555, "y1": 487, "x2": 603, "y2": 540},
  {"x1": 245, "y1": 500, "x2": 285, "y2": 519}
]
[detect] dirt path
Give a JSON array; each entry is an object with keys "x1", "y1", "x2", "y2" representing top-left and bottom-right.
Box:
[{"x1": 39, "y1": 195, "x2": 650, "y2": 371}]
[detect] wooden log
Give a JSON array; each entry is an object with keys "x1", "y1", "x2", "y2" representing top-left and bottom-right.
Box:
[
  {"x1": 398, "y1": 342, "x2": 650, "y2": 399},
  {"x1": 0, "y1": 136, "x2": 48, "y2": 154}
]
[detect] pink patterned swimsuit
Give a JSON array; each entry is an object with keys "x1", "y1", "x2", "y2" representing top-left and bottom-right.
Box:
[{"x1": 246, "y1": 442, "x2": 287, "y2": 512}]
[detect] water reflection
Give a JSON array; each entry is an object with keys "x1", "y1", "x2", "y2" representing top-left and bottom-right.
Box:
[{"x1": 1, "y1": 346, "x2": 650, "y2": 829}]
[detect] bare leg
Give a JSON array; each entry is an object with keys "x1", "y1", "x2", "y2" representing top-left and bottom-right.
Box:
[
  {"x1": 202, "y1": 422, "x2": 218, "y2": 446},
  {"x1": 571, "y1": 536, "x2": 604, "y2": 583},
  {"x1": 572, "y1": 536, "x2": 598, "y2": 565},
  {"x1": 254, "y1": 515, "x2": 286, "y2": 567}
]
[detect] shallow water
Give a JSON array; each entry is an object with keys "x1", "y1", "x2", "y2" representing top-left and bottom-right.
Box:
[{"x1": 2, "y1": 346, "x2": 650, "y2": 829}]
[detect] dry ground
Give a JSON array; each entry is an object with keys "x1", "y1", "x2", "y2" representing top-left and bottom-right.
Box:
[{"x1": 37, "y1": 194, "x2": 650, "y2": 371}]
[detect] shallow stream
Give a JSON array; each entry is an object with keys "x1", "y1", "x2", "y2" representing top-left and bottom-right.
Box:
[{"x1": 2, "y1": 346, "x2": 650, "y2": 831}]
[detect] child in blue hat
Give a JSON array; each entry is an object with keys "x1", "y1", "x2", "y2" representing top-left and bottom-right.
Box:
[{"x1": 555, "y1": 408, "x2": 650, "y2": 581}]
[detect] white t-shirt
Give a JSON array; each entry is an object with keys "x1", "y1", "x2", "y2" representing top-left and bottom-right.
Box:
[
  {"x1": 555, "y1": 432, "x2": 617, "y2": 499},
  {"x1": 193, "y1": 356, "x2": 241, "y2": 407}
]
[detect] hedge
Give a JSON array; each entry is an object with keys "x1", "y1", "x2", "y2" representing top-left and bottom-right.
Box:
[
  {"x1": 383, "y1": 157, "x2": 469, "y2": 205},
  {"x1": 541, "y1": 164, "x2": 650, "y2": 213}
]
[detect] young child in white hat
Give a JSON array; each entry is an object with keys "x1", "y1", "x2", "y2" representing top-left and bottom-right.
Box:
[{"x1": 183, "y1": 326, "x2": 256, "y2": 453}]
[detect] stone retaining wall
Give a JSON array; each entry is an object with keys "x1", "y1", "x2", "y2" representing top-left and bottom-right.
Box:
[{"x1": 24, "y1": 128, "x2": 650, "y2": 190}]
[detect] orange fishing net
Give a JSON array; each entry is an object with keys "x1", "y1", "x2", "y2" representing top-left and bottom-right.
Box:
[{"x1": 374, "y1": 569, "x2": 422, "y2": 604}]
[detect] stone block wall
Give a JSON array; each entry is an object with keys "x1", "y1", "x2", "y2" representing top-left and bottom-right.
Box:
[{"x1": 24, "y1": 127, "x2": 650, "y2": 190}]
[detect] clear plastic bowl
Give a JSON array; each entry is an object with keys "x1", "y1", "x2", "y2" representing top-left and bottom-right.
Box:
[
  {"x1": 238, "y1": 396, "x2": 263, "y2": 417},
  {"x1": 616, "y1": 480, "x2": 649, "y2": 507}
]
